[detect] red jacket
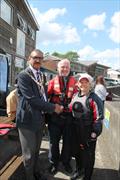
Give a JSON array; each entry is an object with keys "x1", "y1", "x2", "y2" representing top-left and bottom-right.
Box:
[{"x1": 48, "y1": 75, "x2": 77, "y2": 104}]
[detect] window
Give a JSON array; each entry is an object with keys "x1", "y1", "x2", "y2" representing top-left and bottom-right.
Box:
[
  {"x1": 95, "y1": 66, "x2": 104, "y2": 76},
  {"x1": 17, "y1": 14, "x2": 27, "y2": 33},
  {"x1": 31, "y1": 28, "x2": 35, "y2": 40},
  {"x1": 6, "y1": 53, "x2": 12, "y2": 86},
  {"x1": 0, "y1": 54, "x2": 8, "y2": 92},
  {"x1": 0, "y1": 0, "x2": 13, "y2": 25},
  {"x1": 27, "y1": 24, "x2": 35, "y2": 40},
  {"x1": 15, "y1": 57, "x2": 25, "y2": 77},
  {"x1": 16, "y1": 29, "x2": 25, "y2": 56},
  {"x1": 17, "y1": 14, "x2": 35, "y2": 40},
  {"x1": 0, "y1": 54, "x2": 9, "y2": 108}
]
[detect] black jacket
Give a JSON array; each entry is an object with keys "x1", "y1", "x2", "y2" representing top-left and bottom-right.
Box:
[{"x1": 16, "y1": 67, "x2": 55, "y2": 131}]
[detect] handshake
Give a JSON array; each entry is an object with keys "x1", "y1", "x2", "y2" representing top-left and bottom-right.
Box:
[{"x1": 54, "y1": 104, "x2": 64, "y2": 114}]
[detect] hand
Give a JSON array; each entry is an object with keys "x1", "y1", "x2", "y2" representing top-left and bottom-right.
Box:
[
  {"x1": 54, "y1": 104, "x2": 64, "y2": 114},
  {"x1": 80, "y1": 144, "x2": 84, "y2": 150},
  {"x1": 91, "y1": 132, "x2": 97, "y2": 139}
]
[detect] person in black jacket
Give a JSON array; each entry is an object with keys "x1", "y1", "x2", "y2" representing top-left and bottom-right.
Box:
[
  {"x1": 16, "y1": 49, "x2": 63, "y2": 180},
  {"x1": 69, "y1": 73, "x2": 104, "y2": 180}
]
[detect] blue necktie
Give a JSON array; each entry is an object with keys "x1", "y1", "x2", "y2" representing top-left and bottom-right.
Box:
[
  {"x1": 36, "y1": 71, "x2": 40, "y2": 82},
  {"x1": 36, "y1": 71, "x2": 47, "y2": 101}
]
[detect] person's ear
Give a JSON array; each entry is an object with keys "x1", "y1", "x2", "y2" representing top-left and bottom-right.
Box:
[{"x1": 28, "y1": 56, "x2": 31, "y2": 61}]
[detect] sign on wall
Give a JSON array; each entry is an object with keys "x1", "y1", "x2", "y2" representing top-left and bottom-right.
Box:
[{"x1": 104, "y1": 108, "x2": 110, "y2": 129}]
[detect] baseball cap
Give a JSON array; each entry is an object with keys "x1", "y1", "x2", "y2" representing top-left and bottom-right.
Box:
[
  {"x1": 79, "y1": 73, "x2": 93, "y2": 84},
  {"x1": 72, "y1": 101, "x2": 84, "y2": 119}
]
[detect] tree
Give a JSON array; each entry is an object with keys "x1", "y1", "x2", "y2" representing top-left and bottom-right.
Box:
[
  {"x1": 52, "y1": 51, "x2": 79, "y2": 62},
  {"x1": 65, "y1": 51, "x2": 79, "y2": 62}
]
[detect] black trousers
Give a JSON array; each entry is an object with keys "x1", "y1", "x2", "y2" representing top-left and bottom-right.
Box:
[
  {"x1": 71, "y1": 122, "x2": 96, "y2": 180},
  {"x1": 48, "y1": 113, "x2": 72, "y2": 167},
  {"x1": 75, "y1": 141, "x2": 96, "y2": 180}
]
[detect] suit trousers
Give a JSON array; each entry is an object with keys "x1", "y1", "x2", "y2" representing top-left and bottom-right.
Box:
[{"x1": 18, "y1": 125, "x2": 44, "y2": 180}]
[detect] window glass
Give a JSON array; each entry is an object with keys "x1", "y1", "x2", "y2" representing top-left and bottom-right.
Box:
[
  {"x1": 16, "y1": 29, "x2": 25, "y2": 56},
  {"x1": 15, "y1": 57, "x2": 25, "y2": 76},
  {"x1": 1, "y1": 0, "x2": 12, "y2": 25},
  {"x1": 27, "y1": 24, "x2": 35, "y2": 40},
  {"x1": 6, "y1": 53, "x2": 12, "y2": 87},
  {"x1": 0, "y1": 54, "x2": 9, "y2": 108},
  {"x1": 0, "y1": 54, "x2": 8, "y2": 92},
  {"x1": 17, "y1": 14, "x2": 27, "y2": 33}
]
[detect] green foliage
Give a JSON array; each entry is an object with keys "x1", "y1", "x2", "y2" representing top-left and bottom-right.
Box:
[{"x1": 52, "y1": 51, "x2": 79, "y2": 62}]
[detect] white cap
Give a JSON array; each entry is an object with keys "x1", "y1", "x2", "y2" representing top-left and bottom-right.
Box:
[{"x1": 79, "y1": 73, "x2": 93, "y2": 84}]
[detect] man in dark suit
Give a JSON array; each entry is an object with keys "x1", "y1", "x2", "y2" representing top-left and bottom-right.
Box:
[{"x1": 16, "y1": 49, "x2": 63, "y2": 180}]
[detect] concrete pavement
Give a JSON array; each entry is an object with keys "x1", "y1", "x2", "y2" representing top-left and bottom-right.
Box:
[
  {"x1": 34, "y1": 135, "x2": 119, "y2": 180},
  {"x1": 1, "y1": 134, "x2": 119, "y2": 180}
]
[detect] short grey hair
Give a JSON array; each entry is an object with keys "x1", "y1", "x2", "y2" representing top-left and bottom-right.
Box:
[{"x1": 57, "y1": 59, "x2": 70, "y2": 68}]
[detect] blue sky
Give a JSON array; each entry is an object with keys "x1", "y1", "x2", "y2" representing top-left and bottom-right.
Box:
[{"x1": 28, "y1": 0, "x2": 120, "y2": 69}]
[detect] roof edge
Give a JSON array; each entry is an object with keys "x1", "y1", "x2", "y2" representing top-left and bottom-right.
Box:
[{"x1": 24, "y1": 0, "x2": 39, "y2": 30}]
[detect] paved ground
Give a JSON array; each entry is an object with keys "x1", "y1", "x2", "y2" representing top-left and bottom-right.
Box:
[
  {"x1": 7, "y1": 134, "x2": 119, "y2": 180},
  {"x1": 1, "y1": 98, "x2": 120, "y2": 180}
]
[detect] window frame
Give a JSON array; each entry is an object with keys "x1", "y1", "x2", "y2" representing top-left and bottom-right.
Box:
[{"x1": 0, "y1": 0, "x2": 13, "y2": 25}]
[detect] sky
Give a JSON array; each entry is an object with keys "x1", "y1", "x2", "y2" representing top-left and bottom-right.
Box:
[{"x1": 28, "y1": 0, "x2": 120, "y2": 70}]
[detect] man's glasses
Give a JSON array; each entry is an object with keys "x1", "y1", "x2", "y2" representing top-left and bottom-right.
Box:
[{"x1": 31, "y1": 56, "x2": 43, "y2": 61}]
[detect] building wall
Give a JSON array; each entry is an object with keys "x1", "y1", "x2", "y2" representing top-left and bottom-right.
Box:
[
  {"x1": 102, "y1": 101, "x2": 120, "y2": 171},
  {"x1": 42, "y1": 59, "x2": 88, "y2": 74},
  {"x1": 42, "y1": 60, "x2": 58, "y2": 72},
  {"x1": 70, "y1": 61, "x2": 87, "y2": 74},
  {"x1": 0, "y1": 0, "x2": 38, "y2": 87},
  {"x1": 107, "y1": 70, "x2": 120, "y2": 79},
  {"x1": 42, "y1": 58, "x2": 108, "y2": 78}
]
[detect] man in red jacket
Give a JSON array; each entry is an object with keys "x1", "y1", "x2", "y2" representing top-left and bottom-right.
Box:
[{"x1": 47, "y1": 59, "x2": 77, "y2": 175}]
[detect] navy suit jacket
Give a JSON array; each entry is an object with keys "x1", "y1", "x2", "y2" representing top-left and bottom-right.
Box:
[{"x1": 16, "y1": 67, "x2": 55, "y2": 131}]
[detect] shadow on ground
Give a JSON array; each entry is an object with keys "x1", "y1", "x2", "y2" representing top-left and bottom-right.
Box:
[{"x1": 9, "y1": 149, "x2": 119, "y2": 180}]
